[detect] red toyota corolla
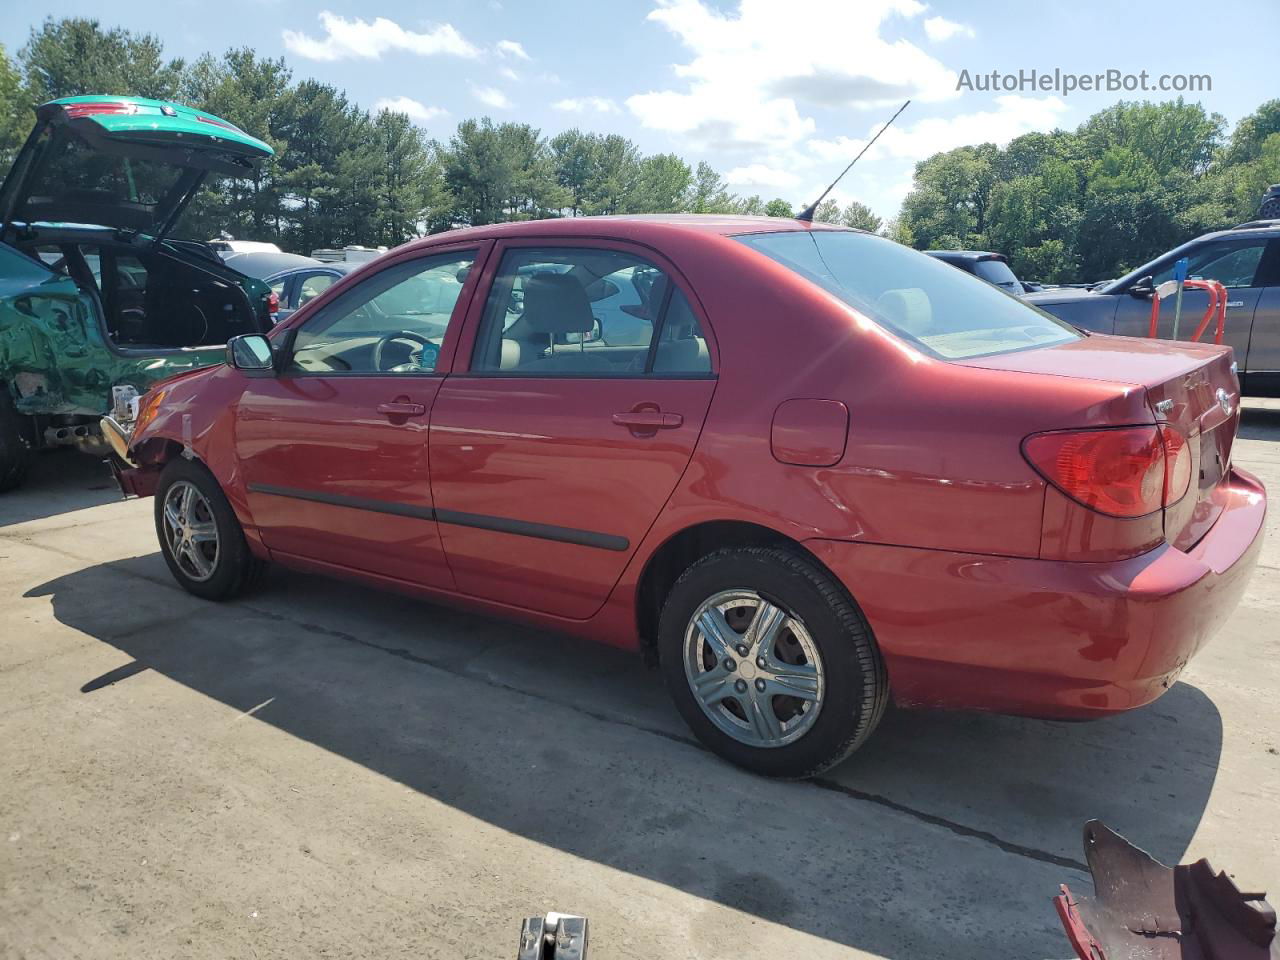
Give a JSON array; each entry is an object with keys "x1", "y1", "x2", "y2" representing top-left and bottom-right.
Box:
[{"x1": 108, "y1": 215, "x2": 1266, "y2": 778}]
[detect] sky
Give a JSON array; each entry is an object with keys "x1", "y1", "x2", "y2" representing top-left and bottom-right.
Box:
[{"x1": 4, "y1": 0, "x2": 1278, "y2": 220}]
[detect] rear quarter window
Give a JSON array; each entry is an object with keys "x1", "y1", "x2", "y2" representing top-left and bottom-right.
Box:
[{"x1": 738, "y1": 231, "x2": 1079, "y2": 360}]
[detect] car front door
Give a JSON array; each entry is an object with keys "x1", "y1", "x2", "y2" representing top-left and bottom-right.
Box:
[
  {"x1": 1113, "y1": 237, "x2": 1269, "y2": 366},
  {"x1": 234, "y1": 243, "x2": 488, "y2": 588},
  {"x1": 1243, "y1": 239, "x2": 1280, "y2": 388},
  {"x1": 428, "y1": 240, "x2": 718, "y2": 619}
]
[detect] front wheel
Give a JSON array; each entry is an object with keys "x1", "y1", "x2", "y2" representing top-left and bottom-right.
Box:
[
  {"x1": 658, "y1": 546, "x2": 888, "y2": 778},
  {"x1": 154, "y1": 457, "x2": 264, "y2": 600}
]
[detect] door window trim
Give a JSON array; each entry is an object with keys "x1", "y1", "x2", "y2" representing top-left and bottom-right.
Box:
[
  {"x1": 453, "y1": 237, "x2": 718, "y2": 380},
  {"x1": 275, "y1": 241, "x2": 491, "y2": 379}
]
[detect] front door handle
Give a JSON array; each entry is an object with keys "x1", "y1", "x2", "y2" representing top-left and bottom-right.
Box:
[
  {"x1": 377, "y1": 400, "x2": 426, "y2": 418},
  {"x1": 612, "y1": 411, "x2": 683, "y2": 429}
]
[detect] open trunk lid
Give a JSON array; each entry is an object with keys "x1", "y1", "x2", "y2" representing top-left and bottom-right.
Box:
[
  {"x1": 965, "y1": 333, "x2": 1241, "y2": 550},
  {"x1": 0, "y1": 96, "x2": 273, "y2": 241}
]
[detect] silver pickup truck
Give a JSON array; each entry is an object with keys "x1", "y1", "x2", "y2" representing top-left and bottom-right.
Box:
[{"x1": 1026, "y1": 220, "x2": 1280, "y2": 396}]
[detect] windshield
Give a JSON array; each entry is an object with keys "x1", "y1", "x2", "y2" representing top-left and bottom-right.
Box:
[{"x1": 738, "y1": 231, "x2": 1080, "y2": 360}]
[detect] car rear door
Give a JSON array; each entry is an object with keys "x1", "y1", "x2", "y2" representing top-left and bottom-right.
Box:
[
  {"x1": 234, "y1": 242, "x2": 489, "y2": 588},
  {"x1": 428, "y1": 239, "x2": 718, "y2": 619}
]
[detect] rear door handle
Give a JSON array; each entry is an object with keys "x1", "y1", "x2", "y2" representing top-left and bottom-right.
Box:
[
  {"x1": 377, "y1": 400, "x2": 426, "y2": 417},
  {"x1": 612, "y1": 411, "x2": 683, "y2": 429}
]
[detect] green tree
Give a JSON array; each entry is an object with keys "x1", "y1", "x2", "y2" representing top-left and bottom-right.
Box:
[
  {"x1": 0, "y1": 45, "x2": 24, "y2": 167},
  {"x1": 19, "y1": 17, "x2": 184, "y2": 102},
  {"x1": 684, "y1": 162, "x2": 737, "y2": 213},
  {"x1": 840, "y1": 200, "x2": 882, "y2": 232},
  {"x1": 812, "y1": 198, "x2": 842, "y2": 223},
  {"x1": 550, "y1": 128, "x2": 595, "y2": 216},
  {"x1": 181, "y1": 48, "x2": 292, "y2": 240},
  {"x1": 764, "y1": 198, "x2": 793, "y2": 217},
  {"x1": 627, "y1": 153, "x2": 691, "y2": 212}
]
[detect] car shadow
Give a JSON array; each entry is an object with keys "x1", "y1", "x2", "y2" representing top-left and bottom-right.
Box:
[
  {"x1": 1238, "y1": 401, "x2": 1280, "y2": 442},
  {"x1": 27, "y1": 555, "x2": 1224, "y2": 959},
  {"x1": 0, "y1": 450, "x2": 122, "y2": 527}
]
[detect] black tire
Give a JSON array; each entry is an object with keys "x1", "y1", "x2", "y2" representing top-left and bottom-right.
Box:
[
  {"x1": 657, "y1": 545, "x2": 888, "y2": 778},
  {"x1": 0, "y1": 387, "x2": 34, "y2": 493},
  {"x1": 154, "y1": 457, "x2": 265, "y2": 600}
]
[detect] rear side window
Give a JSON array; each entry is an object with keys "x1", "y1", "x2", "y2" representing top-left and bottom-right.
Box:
[
  {"x1": 738, "y1": 231, "x2": 1079, "y2": 360},
  {"x1": 470, "y1": 246, "x2": 712, "y2": 377},
  {"x1": 973, "y1": 258, "x2": 1020, "y2": 290}
]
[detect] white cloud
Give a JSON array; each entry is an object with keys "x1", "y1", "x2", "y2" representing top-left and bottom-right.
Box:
[
  {"x1": 499, "y1": 66, "x2": 520, "y2": 81},
  {"x1": 626, "y1": 0, "x2": 957, "y2": 152},
  {"x1": 472, "y1": 85, "x2": 513, "y2": 109},
  {"x1": 923, "y1": 15, "x2": 974, "y2": 41},
  {"x1": 553, "y1": 96, "x2": 620, "y2": 114},
  {"x1": 809, "y1": 95, "x2": 1069, "y2": 164},
  {"x1": 283, "y1": 11, "x2": 479, "y2": 61},
  {"x1": 496, "y1": 39, "x2": 531, "y2": 60},
  {"x1": 373, "y1": 96, "x2": 448, "y2": 124},
  {"x1": 724, "y1": 163, "x2": 801, "y2": 188}
]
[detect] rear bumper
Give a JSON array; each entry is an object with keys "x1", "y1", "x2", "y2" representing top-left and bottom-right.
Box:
[{"x1": 806, "y1": 467, "x2": 1266, "y2": 718}]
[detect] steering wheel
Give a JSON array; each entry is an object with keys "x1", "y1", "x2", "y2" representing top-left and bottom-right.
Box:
[{"x1": 372, "y1": 330, "x2": 435, "y2": 372}]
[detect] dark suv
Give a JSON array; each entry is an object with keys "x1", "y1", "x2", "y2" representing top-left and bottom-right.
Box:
[{"x1": 1026, "y1": 222, "x2": 1280, "y2": 396}]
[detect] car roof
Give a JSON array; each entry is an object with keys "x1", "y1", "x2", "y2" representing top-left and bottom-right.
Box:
[
  {"x1": 924, "y1": 250, "x2": 1007, "y2": 261},
  {"x1": 222, "y1": 251, "x2": 329, "y2": 279},
  {"x1": 406, "y1": 214, "x2": 850, "y2": 249},
  {"x1": 1198, "y1": 220, "x2": 1280, "y2": 240}
]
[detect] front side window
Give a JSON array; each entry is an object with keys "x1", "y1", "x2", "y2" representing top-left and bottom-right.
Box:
[
  {"x1": 1150, "y1": 241, "x2": 1267, "y2": 289},
  {"x1": 738, "y1": 231, "x2": 1080, "y2": 360},
  {"x1": 298, "y1": 272, "x2": 335, "y2": 306},
  {"x1": 470, "y1": 246, "x2": 712, "y2": 376},
  {"x1": 289, "y1": 252, "x2": 474, "y2": 375}
]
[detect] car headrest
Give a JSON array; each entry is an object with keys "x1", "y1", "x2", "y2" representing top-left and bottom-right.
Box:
[
  {"x1": 875, "y1": 288, "x2": 933, "y2": 337},
  {"x1": 522, "y1": 272, "x2": 594, "y2": 335}
]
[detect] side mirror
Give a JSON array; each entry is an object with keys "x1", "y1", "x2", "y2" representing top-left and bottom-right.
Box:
[
  {"x1": 1129, "y1": 276, "x2": 1155, "y2": 298},
  {"x1": 226, "y1": 334, "x2": 275, "y2": 373}
]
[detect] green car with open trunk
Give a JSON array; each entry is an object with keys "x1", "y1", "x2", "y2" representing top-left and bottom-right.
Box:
[{"x1": 0, "y1": 94, "x2": 276, "y2": 491}]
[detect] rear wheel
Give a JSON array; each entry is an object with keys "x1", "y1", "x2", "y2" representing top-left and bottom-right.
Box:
[
  {"x1": 0, "y1": 388, "x2": 34, "y2": 493},
  {"x1": 154, "y1": 457, "x2": 264, "y2": 600},
  {"x1": 658, "y1": 546, "x2": 887, "y2": 778}
]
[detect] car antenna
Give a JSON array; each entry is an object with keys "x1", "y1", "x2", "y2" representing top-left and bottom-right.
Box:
[{"x1": 795, "y1": 99, "x2": 910, "y2": 222}]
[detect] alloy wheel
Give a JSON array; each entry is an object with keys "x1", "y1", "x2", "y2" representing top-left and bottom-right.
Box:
[{"x1": 162, "y1": 480, "x2": 220, "y2": 582}]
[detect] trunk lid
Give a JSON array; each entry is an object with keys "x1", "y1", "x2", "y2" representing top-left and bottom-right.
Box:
[
  {"x1": 965, "y1": 333, "x2": 1241, "y2": 549},
  {"x1": 0, "y1": 96, "x2": 273, "y2": 241}
]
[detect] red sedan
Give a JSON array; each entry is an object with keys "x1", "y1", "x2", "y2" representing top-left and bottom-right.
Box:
[{"x1": 110, "y1": 215, "x2": 1266, "y2": 778}]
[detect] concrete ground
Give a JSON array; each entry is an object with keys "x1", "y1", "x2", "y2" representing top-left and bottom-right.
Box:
[{"x1": 1, "y1": 401, "x2": 1278, "y2": 960}]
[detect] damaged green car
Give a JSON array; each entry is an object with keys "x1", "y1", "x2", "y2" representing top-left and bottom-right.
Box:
[{"x1": 0, "y1": 95, "x2": 276, "y2": 491}]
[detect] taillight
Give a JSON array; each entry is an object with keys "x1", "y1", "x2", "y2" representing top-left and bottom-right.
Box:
[
  {"x1": 195, "y1": 113, "x2": 242, "y2": 133},
  {"x1": 62, "y1": 101, "x2": 136, "y2": 119},
  {"x1": 266, "y1": 291, "x2": 280, "y2": 319},
  {"x1": 1023, "y1": 425, "x2": 1191, "y2": 518}
]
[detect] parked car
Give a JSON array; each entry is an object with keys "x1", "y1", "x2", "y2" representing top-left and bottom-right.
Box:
[
  {"x1": 1026, "y1": 221, "x2": 1280, "y2": 396},
  {"x1": 1258, "y1": 184, "x2": 1280, "y2": 221},
  {"x1": 926, "y1": 250, "x2": 1030, "y2": 295},
  {"x1": 208, "y1": 239, "x2": 282, "y2": 257},
  {"x1": 224, "y1": 253, "x2": 358, "y2": 324},
  {"x1": 110, "y1": 215, "x2": 1264, "y2": 778},
  {"x1": 0, "y1": 95, "x2": 275, "y2": 491}
]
